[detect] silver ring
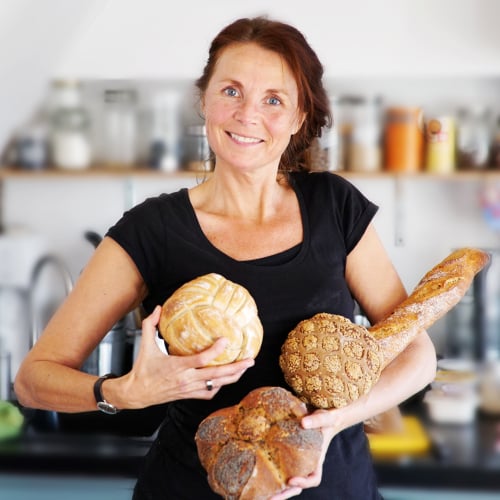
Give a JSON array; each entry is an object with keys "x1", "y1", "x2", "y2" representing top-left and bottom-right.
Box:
[{"x1": 205, "y1": 379, "x2": 214, "y2": 391}]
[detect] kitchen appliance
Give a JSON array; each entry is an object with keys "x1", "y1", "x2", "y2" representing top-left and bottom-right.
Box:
[{"x1": 445, "y1": 249, "x2": 500, "y2": 361}]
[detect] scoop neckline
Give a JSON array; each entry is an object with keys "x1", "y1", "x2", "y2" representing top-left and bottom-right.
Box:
[{"x1": 181, "y1": 176, "x2": 309, "y2": 268}]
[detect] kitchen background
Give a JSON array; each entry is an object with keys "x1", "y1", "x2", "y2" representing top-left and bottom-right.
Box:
[{"x1": 1, "y1": 0, "x2": 500, "y2": 498}]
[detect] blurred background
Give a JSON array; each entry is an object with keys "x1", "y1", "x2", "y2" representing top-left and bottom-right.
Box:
[{"x1": 1, "y1": 0, "x2": 500, "y2": 499}]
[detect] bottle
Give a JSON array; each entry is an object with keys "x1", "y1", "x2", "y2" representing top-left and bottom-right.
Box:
[{"x1": 49, "y1": 80, "x2": 92, "y2": 170}]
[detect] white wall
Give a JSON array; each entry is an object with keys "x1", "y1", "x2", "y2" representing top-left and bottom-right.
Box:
[{"x1": 2, "y1": 0, "x2": 500, "y2": 148}]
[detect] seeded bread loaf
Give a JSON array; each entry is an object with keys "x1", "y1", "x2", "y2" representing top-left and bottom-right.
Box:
[
  {"x1": 195, "y1": 386, "x2": 323, "y2": 500},
  {"x1": 159, "y1": 273, "x2": 263, "y2": 365},
  {"x1": 280, "y1": 248, "x2": 490, "y2": 409}
]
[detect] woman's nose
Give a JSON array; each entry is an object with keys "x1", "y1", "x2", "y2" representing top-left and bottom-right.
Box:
[{"x1": 234, "y1": 99, "x2": 257, "y2": 124}]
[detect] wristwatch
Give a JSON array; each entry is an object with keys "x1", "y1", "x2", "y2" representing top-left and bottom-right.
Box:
[{"x1": 93, "y1": 373, "x2": 120, "y2": 414}]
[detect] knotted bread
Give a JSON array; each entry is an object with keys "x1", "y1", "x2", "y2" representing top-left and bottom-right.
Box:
[{"x1": 195, "y1": 386, "x2": 323, "y2": 500}]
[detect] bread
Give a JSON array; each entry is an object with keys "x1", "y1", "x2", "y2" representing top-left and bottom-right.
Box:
[
  {"x1": 159, "y1": 273, "x2": 263, "y2": 365},
  {"x1": 195, "y1": 386, "x2": 323, "y2": 500},
  {"x1": 280, "y1": 247, "x2": 490, "y2": 409}
]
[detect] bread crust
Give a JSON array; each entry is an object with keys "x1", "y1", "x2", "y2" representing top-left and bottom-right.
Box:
[
  {"x1": 280, "y1": 248, "x2": 490, "y2": 408},
  {"x1": 159, "y1": 273, "x2": 263, "y2": 365},
  {"x1": 195, "y1": 387, "x2": 323, "y2": 499}
]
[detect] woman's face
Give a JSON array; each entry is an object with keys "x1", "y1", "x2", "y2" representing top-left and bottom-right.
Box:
[{"x1": 202, "y1": 42, "x2": 304, "y2": 174}]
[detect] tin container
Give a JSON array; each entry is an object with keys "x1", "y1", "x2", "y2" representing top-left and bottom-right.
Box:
[
  {"x1": 425, "y1": 116, "x2": 456, "y2": 174},
  {"x1": 384, "y1": 106, "x2": 424, "y2": 172}
]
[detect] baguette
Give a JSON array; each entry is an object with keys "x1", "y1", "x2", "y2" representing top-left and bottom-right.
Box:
[{"x1": 280, "y1": 247, "x2": 490, "y2": 408}]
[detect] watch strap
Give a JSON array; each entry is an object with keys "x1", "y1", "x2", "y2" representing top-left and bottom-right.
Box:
[{"x1": 93, "y1": 373, "x2": 118, "y2": 408}]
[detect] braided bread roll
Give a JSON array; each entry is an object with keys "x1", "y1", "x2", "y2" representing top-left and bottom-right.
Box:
[
  {"x1": 280, "y1": 247, "x2": 490, "y2": 409},
  {"x1": 159, "y1": 273, "x2": 263, "y2": 365},
  {"x1": 195, "y1": 387, "x2": 323, "y2": 500}
]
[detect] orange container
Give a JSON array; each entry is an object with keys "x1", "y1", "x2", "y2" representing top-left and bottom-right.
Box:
[{"x1": 384, "y1": 107, "x2": 424, "y2": 172}]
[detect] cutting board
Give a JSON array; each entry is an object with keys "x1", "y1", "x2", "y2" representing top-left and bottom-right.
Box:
[{"x1": 367, "y1": 415, "x2": 431, "y2": 458}]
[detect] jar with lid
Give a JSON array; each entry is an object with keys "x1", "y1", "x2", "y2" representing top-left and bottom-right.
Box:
[
  {"x1": 335, "y1": 95, "x2": 359, "y2": 171},
  {"x1": 49, "y1": 80, "x2": 92, "y2": 170},
  {"x1": 306, "y1": 95, "x2": 341, "y2": 172},
  {"x1": 183, "y1": 124, "x2": 211, "y2": 172},
  {"x1": 384, "y1": 106, "x2": 424, "y2": 172},
  {"x1": 456, "y1": 106, "x2": 491, "y2": 170},
  {"x1": 490, "y1": 115, "x2": 500, "y2": 169},
  {"x1": 100, "y1": 88, "x2": 138, "y2": 167},
  {"x1": 424, "y1": 116, "x2": 456, "y2": 174},
  {"x1": 347, "y1": 95, "x2": 382, "y2": 172}
]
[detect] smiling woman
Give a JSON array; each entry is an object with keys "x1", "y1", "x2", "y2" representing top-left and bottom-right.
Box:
[
  {"x1": 200, "y1": 42, "x2": 305, "y2": 176},
  {"x1": 14, "y1": 15, "x2": 436, "y2": 500}
]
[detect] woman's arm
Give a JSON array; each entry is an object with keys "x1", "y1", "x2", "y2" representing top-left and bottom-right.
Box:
[
  {"x1": 14, "y1": 237, "x2": 254, "y2": 413},
  {"x1": 14, "y1": 237, "x2": 147, "y2": 412},
  {"x1": 308, "y1": 222, "x2": 436, "y2": 429},
  {"x1": 275, "y1": 224, "x2": 436, "y2": 498}
]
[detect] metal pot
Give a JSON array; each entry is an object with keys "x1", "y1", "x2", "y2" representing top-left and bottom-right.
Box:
[{"x1": 80, "y1": 231, "x2": 138, "y2": 376}]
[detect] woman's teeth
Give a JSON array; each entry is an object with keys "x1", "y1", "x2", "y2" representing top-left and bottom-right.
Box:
[{"x1": 230, "y1": 132, "x2": 261, "y2": 144}]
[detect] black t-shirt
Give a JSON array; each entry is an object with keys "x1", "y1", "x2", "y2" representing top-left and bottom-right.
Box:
[{"x1": 107, "y1": 171, "x2": 382, "y2": 499}]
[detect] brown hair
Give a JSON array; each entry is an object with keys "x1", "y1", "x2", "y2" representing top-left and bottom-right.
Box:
[{"x1": 195, "y1": 16, "x2": 332, "y2": 172}]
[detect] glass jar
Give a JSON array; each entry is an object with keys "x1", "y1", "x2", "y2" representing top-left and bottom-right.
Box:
[
  {"x1": 489, "y1": 115, "x2": 500, "y2": 169},
  {"x1": 424, "y1": 116, "x2": 456, "y2": 174},
  {"x1": 456, "y1": 106, "x2": 491, "y2": 170},
  {"x1": 306, "y1": 95, "x2": 342, "y2": 172},
  {"x1": 384, "y1": 106, "x2": 424, "y2": 173},
  {"x1": 183, "y1": 124, "x2": 211, "y2": 172},
  {"x1": 100, "y1": 88, "x2": 138, "y2": 167},
  {"x1": 49, "y1": 80, "x2": 92, "y2": 170},
  {"x1": 347, "y1": 96, "x2": 382, "y2": 172}
]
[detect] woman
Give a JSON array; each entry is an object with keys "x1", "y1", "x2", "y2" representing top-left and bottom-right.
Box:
[{"x1": 15, "y1": 16, "x2": 436, "y2": 499}]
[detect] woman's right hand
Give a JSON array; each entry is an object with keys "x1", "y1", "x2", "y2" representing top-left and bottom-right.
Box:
[{"x1": 113, "y1": 306, "x2": 255, "y2": 409}]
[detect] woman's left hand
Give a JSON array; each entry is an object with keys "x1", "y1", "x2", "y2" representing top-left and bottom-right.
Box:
[{"x1": 270, "y1": 409, "x2": 338, "y2": 499}]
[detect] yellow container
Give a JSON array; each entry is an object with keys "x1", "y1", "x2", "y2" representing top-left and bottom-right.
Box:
[
  {"x1": 367, "y1": 416, "x2": 431, "y2": 458},
  {"x1": 425, "y1": 116, "x2": 456, "y2": 173}
]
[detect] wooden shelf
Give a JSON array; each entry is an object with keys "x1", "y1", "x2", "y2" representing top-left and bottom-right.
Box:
[{"x1": 1, "y1": 166, "x2": 500, "y2": 181}]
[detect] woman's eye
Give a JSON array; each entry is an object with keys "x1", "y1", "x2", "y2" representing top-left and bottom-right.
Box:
[
  {"x1": 224, "y1": 87, "x2": 239, "y2": 97},
  {"x1": 268, "y1": 96, "x2": 281, "y2": 106}
]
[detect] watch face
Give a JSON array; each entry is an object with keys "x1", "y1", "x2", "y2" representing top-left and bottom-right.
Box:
[{"x1": 97, "y1": 401, "x2": 118, "y2": 415}]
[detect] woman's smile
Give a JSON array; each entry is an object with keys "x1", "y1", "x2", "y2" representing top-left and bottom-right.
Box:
[{"x1": 227, "y1": 131, "x2": 263, "y2": 145}]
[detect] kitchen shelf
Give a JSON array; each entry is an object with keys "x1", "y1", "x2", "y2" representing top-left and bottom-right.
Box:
[{"x1": 1, "y1": 166, "x2": 500, "y2": 180}]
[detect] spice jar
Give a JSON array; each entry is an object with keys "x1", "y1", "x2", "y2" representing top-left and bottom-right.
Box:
[
  {"x1": 49, "y1": 80, "x2": 92, "y2": 170},
  {"x1": 384, "y1": 106, "x2": 424, "y2": 172}
]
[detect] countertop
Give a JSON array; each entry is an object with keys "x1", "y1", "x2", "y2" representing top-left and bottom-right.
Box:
[
  {"x1": 374, "y1": 412, "x2": 500, "y2": 494},
  {"x1": 1, "y1": 406, "x2": 500, "y2": 494}
]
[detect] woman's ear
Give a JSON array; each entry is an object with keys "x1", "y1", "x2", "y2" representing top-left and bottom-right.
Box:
[{"x1": 293, "y1": 112, "x2": 306, "y2": 135}]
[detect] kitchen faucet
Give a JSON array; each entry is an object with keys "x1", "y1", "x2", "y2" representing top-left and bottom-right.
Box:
[{"x1": 29, "y1": 254, "x2": 73, "y2": 349}]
